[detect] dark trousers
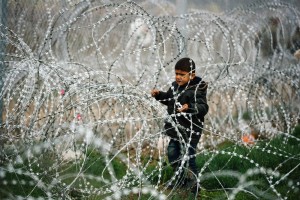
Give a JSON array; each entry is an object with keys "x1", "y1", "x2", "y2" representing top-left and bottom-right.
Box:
[{"x1": 167, "y1": 138, "x2": 199, "y2": 180}]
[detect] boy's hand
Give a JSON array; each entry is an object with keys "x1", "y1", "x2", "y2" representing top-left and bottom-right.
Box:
[
  {"x1": 151, "y1": 89, "x2": 160, "y2": 97},
  {"x1": 178, "y1": 103, "x2": 188, "y2": 112}
]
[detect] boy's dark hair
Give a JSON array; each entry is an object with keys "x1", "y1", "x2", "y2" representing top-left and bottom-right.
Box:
[{"x1": 175, "y1": 57, "x2": 195, "y2": 72}]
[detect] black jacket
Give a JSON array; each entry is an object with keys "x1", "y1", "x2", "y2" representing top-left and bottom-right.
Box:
[{"x1": 155, "y1": 76, "x2": 209, "y2": 143}]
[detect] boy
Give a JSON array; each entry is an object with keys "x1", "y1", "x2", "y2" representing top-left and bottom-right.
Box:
[{"x1": 151, "y1": 57, "x2": 209, "y2": 195}]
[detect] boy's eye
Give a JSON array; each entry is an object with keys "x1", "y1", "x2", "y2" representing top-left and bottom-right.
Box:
[{"x1": 176, "y1": 73, "x2": 188, "y2": 77}]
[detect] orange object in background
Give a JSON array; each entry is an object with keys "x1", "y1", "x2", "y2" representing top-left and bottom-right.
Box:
[{"x1": 242, "y1": 134, "x2": 255, "y2": 145}]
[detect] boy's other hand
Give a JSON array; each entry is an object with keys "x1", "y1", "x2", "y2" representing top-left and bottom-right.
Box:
[
  {"x1": 178, "y1": 103, "x2": 188, "y2": 112},
  {"x1": 151, "y1": 89, "x2": 160, "y2": 97}
]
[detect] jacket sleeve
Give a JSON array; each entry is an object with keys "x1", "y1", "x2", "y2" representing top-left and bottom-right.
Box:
[
  {"x1": 155, "y1": 88, "x2": 171, "y2": 106},
  {"x1": 187, "y1": 90, "x2": 209, "y2": 118}
]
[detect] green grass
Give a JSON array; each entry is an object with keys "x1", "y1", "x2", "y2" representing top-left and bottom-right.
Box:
[
  {"x1": 1, "y1": 125, "x2": 300, "y2": 199},
  {"x1": 195, "y1": 125, "x2": 300, "y2": 199}
]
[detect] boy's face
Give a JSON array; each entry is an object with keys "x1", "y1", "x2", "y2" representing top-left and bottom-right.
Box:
[{"x1": 175, "y1": 69, "x2": 195, "y2": 86}]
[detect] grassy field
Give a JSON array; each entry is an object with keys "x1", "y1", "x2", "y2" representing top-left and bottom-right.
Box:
[{"x1": 1, "y1": 125, "x2": 299, "y2": 199}]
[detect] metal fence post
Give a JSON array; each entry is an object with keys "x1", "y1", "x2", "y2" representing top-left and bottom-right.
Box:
[{"x1": 0, "y1": 0, "x2": 8, "y2": 125}]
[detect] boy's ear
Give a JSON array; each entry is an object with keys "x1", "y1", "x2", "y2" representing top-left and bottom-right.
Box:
[{"x1": 190, "y1": 73, "x2": 195, "y2": 79}]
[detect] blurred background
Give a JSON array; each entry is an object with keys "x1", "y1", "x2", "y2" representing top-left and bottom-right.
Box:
[{"x1": 1, "y1": 1, "x2": 300, "y2": 199}]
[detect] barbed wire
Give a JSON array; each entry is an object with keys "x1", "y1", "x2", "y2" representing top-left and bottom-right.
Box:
[{"x1": 0, "y1": 0, "x2": 300, "y2": 199}]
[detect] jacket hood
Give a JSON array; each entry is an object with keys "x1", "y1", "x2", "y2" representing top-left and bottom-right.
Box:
[{"x1": 193, "y1": 78, "x2": 208, "y2": 93}]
